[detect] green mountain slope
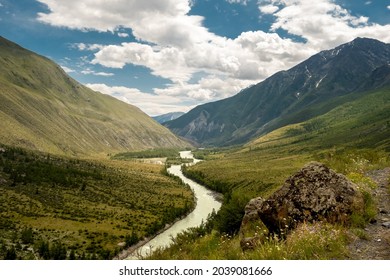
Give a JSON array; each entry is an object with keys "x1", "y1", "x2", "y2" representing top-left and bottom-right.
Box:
[
  {"x1": 248, "y1": 86, "x2": 390, "y2": 151},
  {"x1": 0, "y1": 36, "x2": 188, "y2": 156}
]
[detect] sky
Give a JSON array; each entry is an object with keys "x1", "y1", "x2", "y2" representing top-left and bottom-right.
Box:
[{"x1": 0, "y1": 0, "x2": 389, "y2": 116}]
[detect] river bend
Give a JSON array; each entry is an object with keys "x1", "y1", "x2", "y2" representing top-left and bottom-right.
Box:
[{"x1": 125, "y1": 151, "x2": 221, "y2": 259}]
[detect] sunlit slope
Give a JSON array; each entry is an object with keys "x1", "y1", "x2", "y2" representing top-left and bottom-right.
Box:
[
  {"x1": 248, "y1": 86, "x2": 390, "y2": 151},
  {"x1": 0, "y1": 36, "x2": 188, "y2": 156}
]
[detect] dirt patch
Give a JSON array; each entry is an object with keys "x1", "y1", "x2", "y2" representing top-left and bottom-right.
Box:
[
  {"x1": 136, "y1": 158, "x2": 167, "y2": 165},
  {"x1": 348, "y1": 167, "x2": 390, "y2": 259}
]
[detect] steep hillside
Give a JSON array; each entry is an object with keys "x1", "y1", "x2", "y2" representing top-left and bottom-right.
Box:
[
  {"x1": 0, "y1": 36, "x2": 188, "y2": 156},
  {"x1": 248, "y1": 86, "x2": 390, "y2": 152},
  {"x1": 165, "y1": 38, "x2": 390, "y2": 146}
]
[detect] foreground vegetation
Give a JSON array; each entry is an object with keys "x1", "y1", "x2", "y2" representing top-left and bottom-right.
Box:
[
  {"x1": 148, "y1": 87, "x2": 390, "y2": 259},
  {"x1": 0, "y1": 145, "x2": 194, "y2": 260},
  {"x1": 148, "y1": 146, "x2": 387, "y2": 260}
]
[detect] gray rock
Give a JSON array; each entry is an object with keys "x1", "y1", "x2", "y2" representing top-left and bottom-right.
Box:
[
  {"x1": 239, "y1": 197, "x2": 268, "y2": 250},
  {"x1": 242, "y1": 197, "x2": 265, "y2": 223},
  {"x1": 382, "y1": 222, "x2": 390, "y2": 228}
]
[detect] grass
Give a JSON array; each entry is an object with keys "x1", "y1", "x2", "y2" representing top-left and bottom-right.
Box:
[
  {"x1": 112, "y1": 149, "x2": 181, "y2": 159},
  {"x1": 148, "y1": 222, "x2": 349, "y2": 260},
  {"x1": 0, "y1": 145, "x2": 195, "y2": 259}
]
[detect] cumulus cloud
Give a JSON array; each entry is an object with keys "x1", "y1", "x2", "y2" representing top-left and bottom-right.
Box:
[
  {"x1": 117, "y1": 32, "x2": 129, "y2": 38},
  {"x1": 72, "y1": 43, "x2": 104, "y2": 51},
  {"x1": 60, "y1": 65, "x2": 75, "y2": 73},
  {"x1": 37, "y1": 0, "x2": 390, "y2": 114},
  {"x1": 86, "y1": 83, "x2": 193, "y2": 116},
  {"x1": 154, "y1": 76, "x2": 253, "y2": 101},
  {"x1": 36, "y1": 0, "x2": 209, "y2": 48},
  {"x1": 259, "y1": 4, "x2": 279, "y2": 14},
  {"x1": 267, "y1": 0, "x2": 390, "y2": 49},
  {"x1": 81, "y1": 69, "x2": 114, "y2": 77},
  {"x1": 226, "y1": 0, "x2": 249, "y2": 5}
]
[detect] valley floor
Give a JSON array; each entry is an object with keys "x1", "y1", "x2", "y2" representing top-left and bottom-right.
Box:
[{"x1": 348, "y1": 167, "x2": 390, "y2": 259}]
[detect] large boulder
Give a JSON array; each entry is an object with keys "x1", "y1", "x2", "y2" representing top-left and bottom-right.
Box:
[{"x1": 257, "y1": 162, "x2": 364, "y2": 235}]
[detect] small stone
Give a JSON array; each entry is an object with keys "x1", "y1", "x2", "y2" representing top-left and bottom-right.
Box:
[
  {"x1": 356, "y1": 249, "x2": 361, "y2": 253},
  {"x1": 377, "y1": 239, "x2": 381, "y2": 242},
  {"x1": 382, "y1": 221, "x2": 390, "y2": 228}
]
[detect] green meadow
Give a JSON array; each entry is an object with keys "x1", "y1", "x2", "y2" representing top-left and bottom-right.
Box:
[{"x1": 0, "y1": 146, "x2": 194, "y2": 259}]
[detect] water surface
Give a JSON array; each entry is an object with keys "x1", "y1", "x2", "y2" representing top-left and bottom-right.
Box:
[{"x1": 126, "y1": 151, "x2": 221, "y2": 259}]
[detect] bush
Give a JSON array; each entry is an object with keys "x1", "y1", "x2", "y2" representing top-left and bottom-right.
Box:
[
  {"x1": 215, "y1": 194, "x2": 246, "y2": 235},
  {"x1": 51, "y1": 242, "x2": 67, "y2": 260},
  {"x1": 21, "y1": 228, "x2": 34, "y2": 244},
  {"x1": 4, "y1": 246, "x2": 17, "y2": 260}
]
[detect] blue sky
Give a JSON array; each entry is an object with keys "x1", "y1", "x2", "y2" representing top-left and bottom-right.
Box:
[{"x1": 0, "y1": 0, "x2": 389, "y2": 116}]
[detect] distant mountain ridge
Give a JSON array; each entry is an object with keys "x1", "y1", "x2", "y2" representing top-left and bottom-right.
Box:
[
  {"x1": 153, "y1": 112, "x2": 185, "y2": 124},
  {"x1": 164, "y1": 38, "x2": 390, "y2": 146},
  {"x1": 0, "y1": 36, "x2": 189, "y2": 156}
]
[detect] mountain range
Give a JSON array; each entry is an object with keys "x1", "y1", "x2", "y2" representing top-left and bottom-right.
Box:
[
  {"x1": 153, "y1": 112, "x2": 185, "y2": 124},
  {"x1": 164, "y1": 38, "x2": 390, "y2": 147},
  {"x1": 0, "y1": 36, "x2": 188, "y2": 156}
]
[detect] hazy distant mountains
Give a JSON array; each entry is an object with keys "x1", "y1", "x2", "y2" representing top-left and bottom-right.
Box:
[
  {"x1": 153, "y1": 112, "x2": 185, "y2": 124},
  {"x1": 164, "y1": 38, "x2": 390, "y2": 146},
  {"x1": 0, "y1": 36, "x2": 188, "y2": 156}
]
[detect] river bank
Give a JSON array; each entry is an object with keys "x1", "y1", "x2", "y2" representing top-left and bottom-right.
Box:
[{"x1": 114, "y1": 151, "x2": 222, "y2": 260}]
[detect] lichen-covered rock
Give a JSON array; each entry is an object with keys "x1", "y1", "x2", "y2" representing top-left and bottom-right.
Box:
[
  {"x1": 239, "y1": 197, "x2": 268, "y2": 250},
  {"x1": 257, "y1": 162, "x2": 364, "y2": 235}
]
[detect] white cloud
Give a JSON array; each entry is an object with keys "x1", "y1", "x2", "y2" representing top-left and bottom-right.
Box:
[
  {"x1": 86, "y1": 83, "x2": 193, "y2": 116},
  {"x1": 37, "y1": 0, "x2": 390, "y2": 114},
  {"x1": 92, "y1": 42, "x2": 193, "y2": 83},
  {"x1": 81, "y1": 69, "x2": 114, "y2": 77},
  {"x1": 36, "y1": 0, "x2": 208, "y2": 48},
  {"x1": 154, "y1": 76, "x2": 253, "y2": 101},
  {"x1": 226, "y1": 0, "x2": 249, "y2": 5},
  {"x1": 117, "y1": 32, "x2": 129, "y2": 38},
  {"x1": 268, "y1": 0, "x2": 390, "y2": 49},
  {"x1": 60, "y1": 65, "x2": 75, "y2": 73},
  {"x1": 72, "y1": 43, "x2": 104, "y2": 51},
  {"x1": 387, "y1": 5, "x2": 390, "y2": 10},
  {"x1": 259, "y1": 4, "x2": 279, "y2": 14}
]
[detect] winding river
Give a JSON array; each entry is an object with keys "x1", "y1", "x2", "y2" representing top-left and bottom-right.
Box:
[{"x1": 125, "y1": 151, "x2": 221, "y2": 259}]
